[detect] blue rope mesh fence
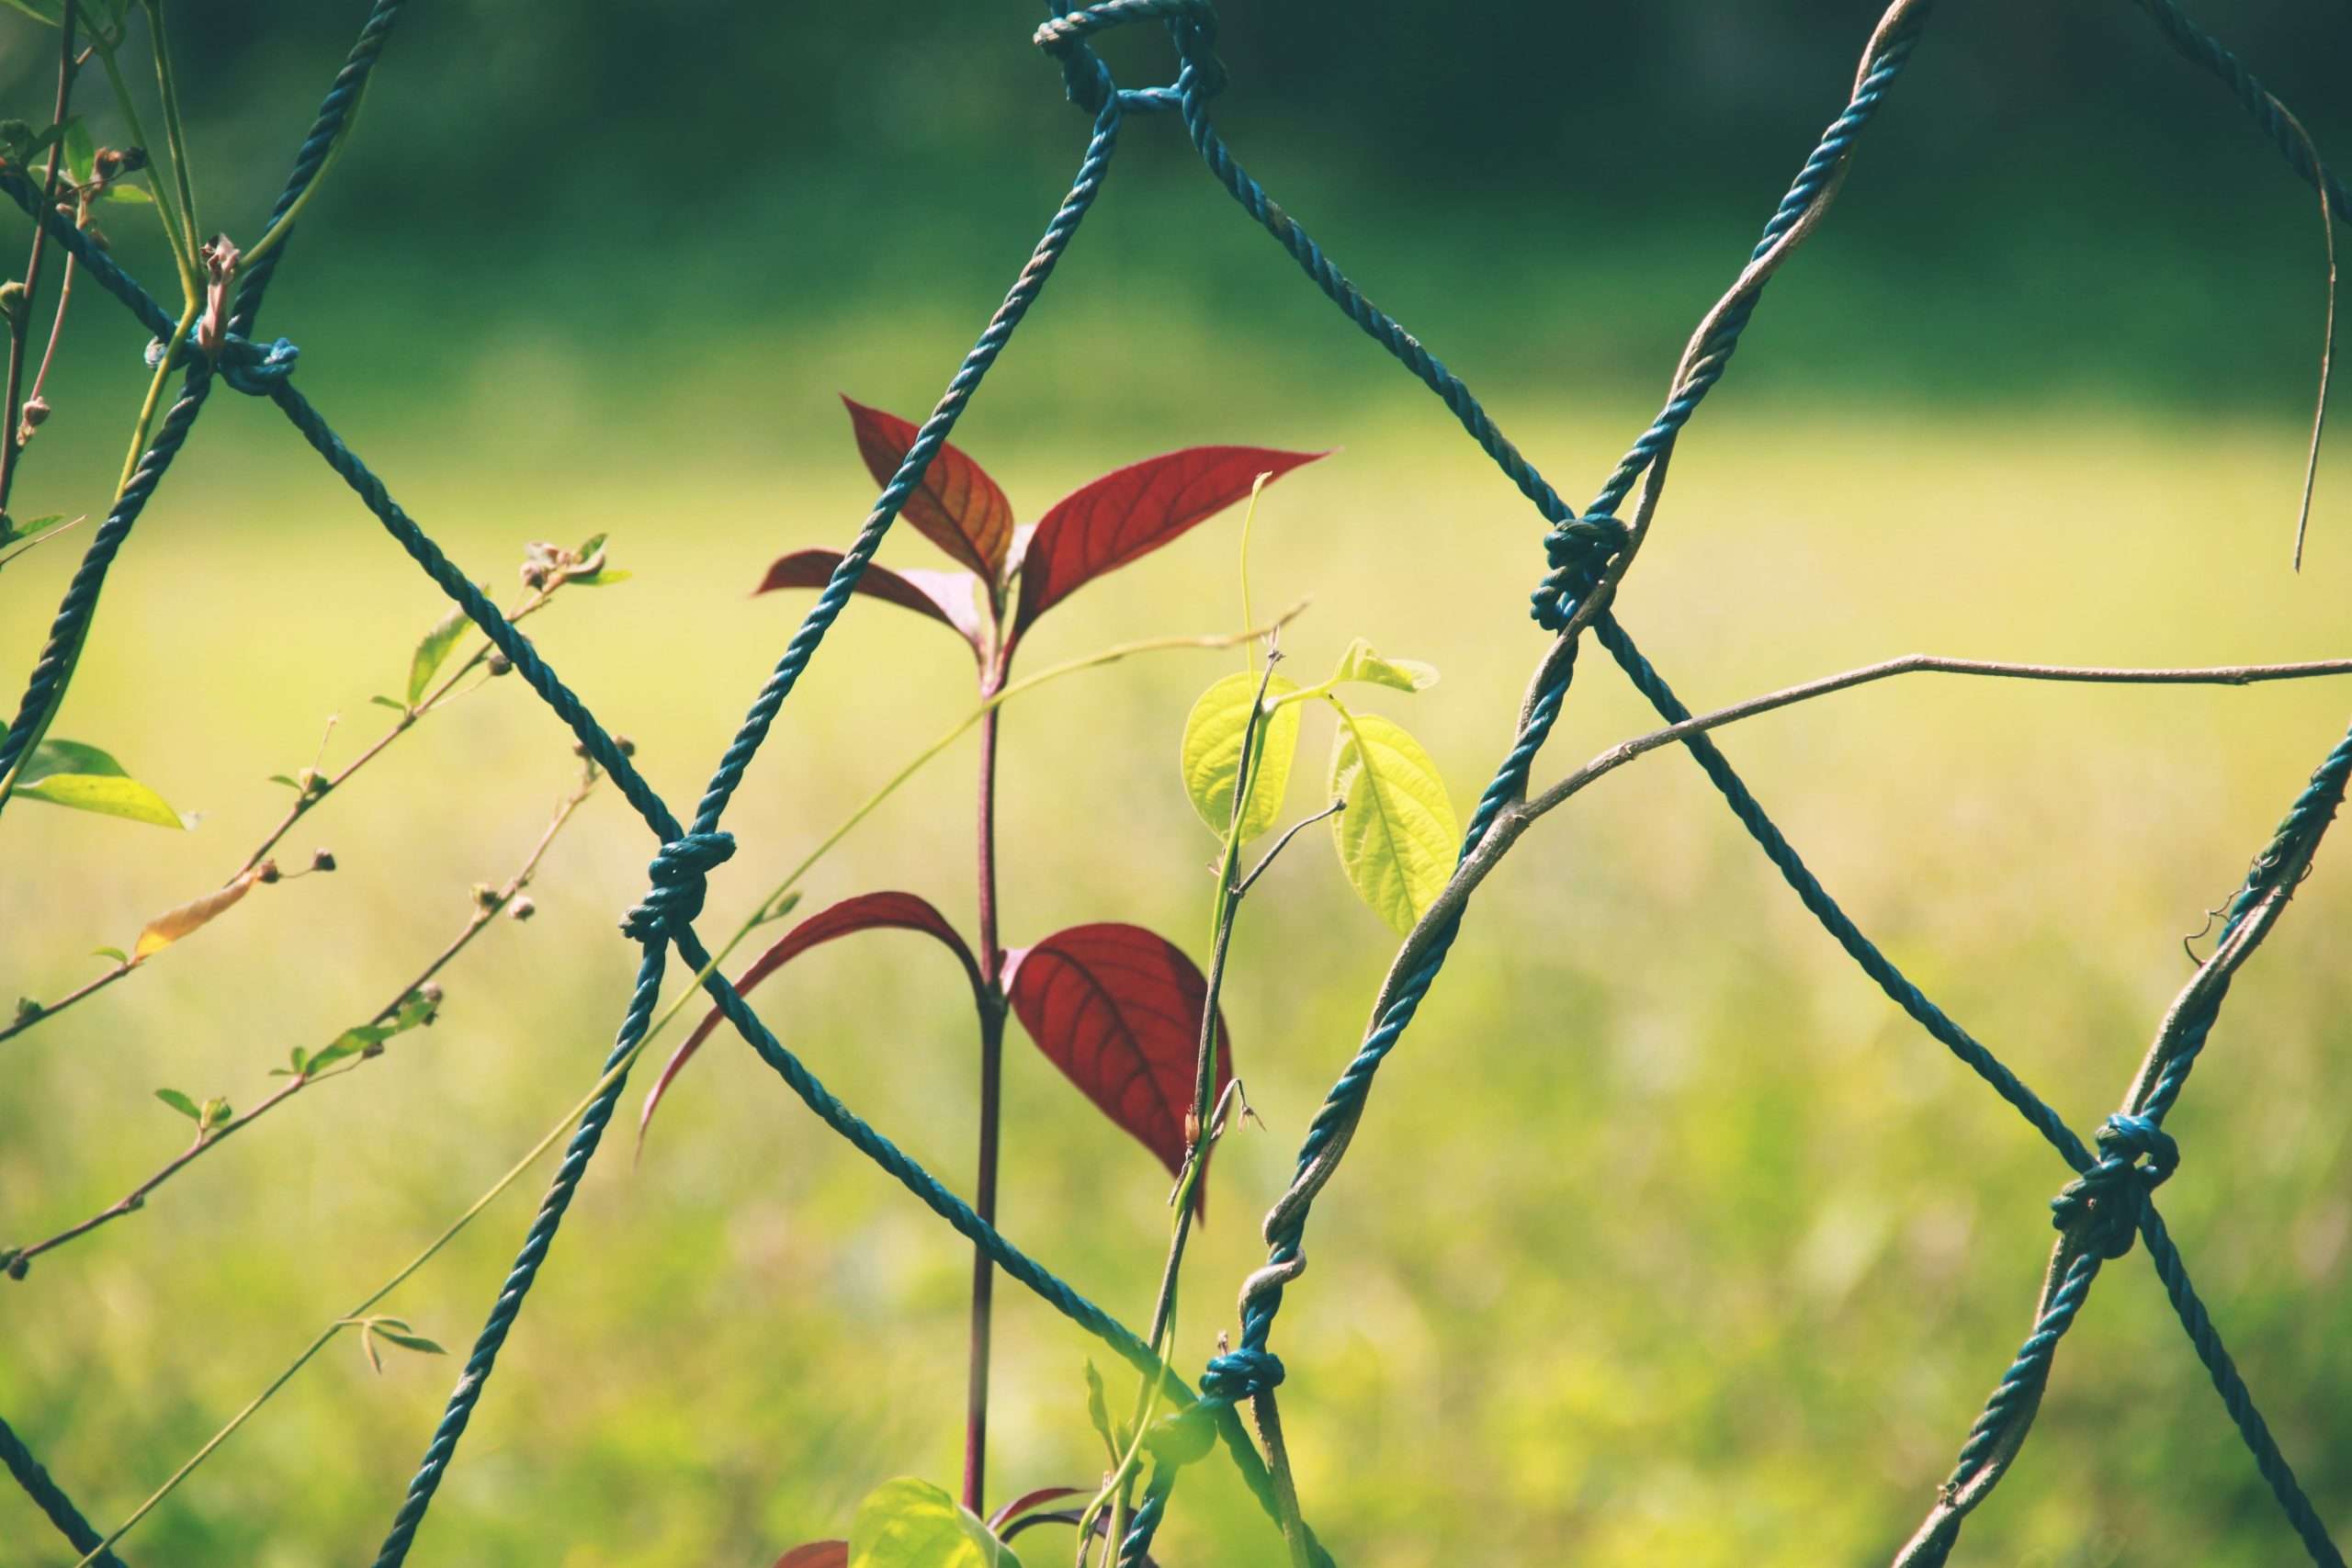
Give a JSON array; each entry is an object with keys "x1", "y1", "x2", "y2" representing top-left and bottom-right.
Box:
[{"x1": 0, "y1": 0, "x2": 2344, "y2": 1563}]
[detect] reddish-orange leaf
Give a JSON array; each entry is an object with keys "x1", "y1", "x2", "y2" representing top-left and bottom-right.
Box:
[
  {"x1": 755, "y1": 547, "x2": 985, "y2": 653},
  {"x1": 639, "y1": 892, "x2": 982, "y2": 1152},
  {"x1": 771, "y1": 1543, "x2": 847, "y2": 1568},
  {"x1": 1003, "y1": 923, "x2": 1232, "y2": 1216},
  {"x1": 842, "y1": 396, "x2": 1015, "y2": 580},
  {"x1": 1011, "y1": 446, "x2": 1326, "y2": 637}
]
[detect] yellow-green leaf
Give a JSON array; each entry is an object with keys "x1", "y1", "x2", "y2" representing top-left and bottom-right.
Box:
[
  {"x1": 15, "y1": 739, "x2": 184, "y2": 828},
  {"x1": 850, "y1": 1477, "x2": 1020, "y2": 1568},
  {"x1": 1329, "y1": 711, "x2": 1459, "y2": 935},
  {"x1": 1329, "y1": 637, "x2": 1439, "y2": 694},
  {"x1": 1179, "y1": 671, "x2": 1299, "y2": 843},
  {"x1": 133, "y1": 871, "x2": 259, "y2": 961},
  {"x1": 407, "y1": 604, "x2": 469, "y2": 705}
]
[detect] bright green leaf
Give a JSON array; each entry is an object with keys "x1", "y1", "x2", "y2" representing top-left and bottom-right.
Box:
[
  {"x1": 62, "y1": 117, "x2": 91, "y2": 184},
  {"x1": 368, "y1": 694, "x2": 406, "y2": 711},
  {"x1": 1329, "y1": 709, "x2": 1459, "y2": 936},
  {"x1": 575, "y1": 531, "x2": 608, "y2": 558},
  {"x1": 1179, "y1": 671, "x2": 1299, "y2": 844},
  {"x1": 369, "y1": 1323, "x2": 445, "y2": 1356},
  {"x1": 92, "y1": 946, "x2": 127, "y2": 964},
  {"x1": 407, "y1": 605, "x2": 469, "y2": 705},
  {"x1": 153, "y1": 1088, "x2": 199, "y2": 1121},
  {"x1": 198, "y1": 1097, "x2": 232, "y2": 1133},
  {"x1": 568, "y1": 568, "x2": 631, "y2": 587},
  {"x1": 0, "y1": 513, "x2": 64, "y2": 547},
  {"x1": 16, "y1": 742, "x2": 184, "y2": 827},
  {"x1": 849, "y1": 1477, "x2": 1020, "y2": 1568},
  {"x1": 1329, "y1": 636, "x2": 1439, "y2": 694}
]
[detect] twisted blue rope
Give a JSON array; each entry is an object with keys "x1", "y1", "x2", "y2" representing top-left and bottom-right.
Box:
[
  {"x1": 0, "y1": 1411, "x2": 128, "y2": 1567},
  {"x1": 225, "y1": 0, "x2": 404, "y2": 340},
  {"x1": 2127, "y1": 0, "x2": 2352, "y2": 229},
  {"x1": 1531, "y1": 8, "x2": 1927, "y2": 629},
  {"x1": 367, "y1": 82, "x2": 1130, "y2": 1564},
  {"x1": 0, "y1": 367, "x2": 214, "y2": 798}
]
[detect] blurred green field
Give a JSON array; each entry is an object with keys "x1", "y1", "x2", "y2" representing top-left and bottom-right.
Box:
[
  {"x1": 3, "y1": 308, "x2": 2348, "y2": 1566},
  {"x1": 3, "y1": 1, "x2": 2352, "y2": 1555}
]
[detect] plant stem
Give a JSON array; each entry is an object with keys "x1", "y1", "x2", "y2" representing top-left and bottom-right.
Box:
[
  {"x1": 2, "y1": 771, "x2": 598, "y2": 1276},
  {"x1": 0, "y1": 582, "x2": 576, "y2": 1047},
  {"x1": 0, "y1": 0, "x2": 77, "y2": 519},
  {"x1": 964, "y1": 643, "x2": 1011, "y2": 1514},
  {"x1": 92, "y1": 39, "x2": 196, "y2": 298},
  {"x1": 69, "y1": 1004, "x2": 653, "y2": 1568}
]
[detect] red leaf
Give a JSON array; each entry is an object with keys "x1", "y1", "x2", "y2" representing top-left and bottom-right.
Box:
[
  {"x1": 843, "y1": 396, "x2": 1015, "y2": 580},
  {"x1": 1003, "y1": 923, "x2": 1232, "y2": 1215},
  {"x1": 755, "y1": 547, "x2": 985, "y2": 652},
  {"x1": 1011, "y1": 446, "x2": 1326, "y2": 637},
  {"x1": 772, "y1": 1544, "x2": 847, "y2": 1568},
  {"x1": 988, "y1": 1486, "x2": 1086, "y2": 1532},
  {"x1": 639, "y1": 893, "x2": 983, "y2": 1152}
]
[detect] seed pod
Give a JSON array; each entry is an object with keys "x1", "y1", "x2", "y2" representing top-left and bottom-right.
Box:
[{"x1": 311, "y1": 848, "x2": 337, "y2": 873}]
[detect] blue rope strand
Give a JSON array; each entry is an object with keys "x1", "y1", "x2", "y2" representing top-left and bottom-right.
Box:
[
  {"x1": 0, "y1": 368, "x2": 215, "y2": 807},
  {"x1": 679, "y1": 94, "x2": 1122, "y2": 843},
  {"x1": 368, "y1": 940, "x2": 672, "y2": 1568},
  {"x1": 0, "y1": 1412, "x2": 128, "y2": 1567},
  {"x1": 226, "y1": 0, "x2": 405, "y2": 340}
]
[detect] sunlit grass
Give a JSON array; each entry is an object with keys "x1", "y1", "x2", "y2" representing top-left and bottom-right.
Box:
[{"x1": 2, "y1": 326, "x2": 2347, "y2": 1566}]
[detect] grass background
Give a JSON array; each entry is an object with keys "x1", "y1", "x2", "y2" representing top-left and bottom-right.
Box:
[{"x1": 2, "y1": 2, "x2": 2349, "y2": 1564}]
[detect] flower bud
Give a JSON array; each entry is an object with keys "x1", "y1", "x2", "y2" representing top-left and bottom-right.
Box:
[
  {"x1": 311, "y1": 848, "x2": 337, "y2": 873},
  {"x1": 20, "y1": 395, "x2": 48, "y2": 428},
  {"x1": 506, "y1": 896, "x2": 537, "y2": 922},
  {"x1": 255, "y1": 859, "x2": 282, "y2": 885},
  {"x1": 486, "y1": 652, "x2": 513, "y2": 676}
]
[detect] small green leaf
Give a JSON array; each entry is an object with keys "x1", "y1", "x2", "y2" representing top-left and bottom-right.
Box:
[
  {"x1": 16, "y1": 739, "x2": 184, "y2": 828},
  {"x1": 575, "y1": 532, "x2": 608, "y2": 558},
  {"x1": 62, "y1": 117, "x2": 91, "y2": 184},
  {"x1": 407, "y1": 605, "x2": 469, "y2": 705},
  {"x1": 1179, "y1": 671, "x2": 1299, "y2": 844},
  {"x1": 850, "y1": 1477, "x2": 1019, "y2": 1568},
  {"x1": 1082, "y1": 1359, "x2": 1117, "y2": 1464},
  {"x1": 198, "y1": 1097, "x2": 232, "y2": 1134},
  {"x1": 302, "y1": 1026, "x2": 385, "y2": 1075},
  {"x1": 568, "y1": 568, "x2": 631, "y2": 587},
  {"x1": 0, "y1": 513, "x2": 63, "y2": 547},
  {"x1": 0, "y1": 1, "x2": 67, "y2": 28},
  {"x1": 369, "y1": 1323, "x2": 445, "y2": 1356},
  {"x1": 1328, "y1": 637, "x2": 1439, "y2": 694},
  {"x1": 14, "y1": 997, "x2": 41, "y2": 1027},
  {"x1": 368, "y1": 694, "x2": 406, "y2": 712},
  {"x1": 1329, "y1": 709, "x2": 1459, "y2": 936},
  {"x1": 92, "y1": 946, "x2": 128, "y2": 964},
  {"x1": 268, "y1": 773, "x2": 301, "y2": 789},
  {"x1": 95, "y1": 180, "x2": 151, "y2": 205},
  {"x1": 154, "y1": 1088, "x2": 199, "y2": 1121}
]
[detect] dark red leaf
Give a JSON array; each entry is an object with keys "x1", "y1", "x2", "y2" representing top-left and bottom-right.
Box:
[
  {"x1": 988, "y1": 1486, "x2": 1087, "y2": 1533},
  {"x1": 772, "y1": 1543, "x2": 847, "y2": 1568},
  {"x1": 639, "y1": 893, "x2": 983, "y2": 1151},
  {"x1": 843, "y1": 396, "x2": 1015, "y2": 580},
  {"x1": 755, "y1": 547, "x2": 985, "y2": 653},
  {"x1": 1003, "y1": 923, "x2": 1232, "y2": 1215},
  {"x1": 1011, "y1": 446, "x2": 1327, "y2": 637}
]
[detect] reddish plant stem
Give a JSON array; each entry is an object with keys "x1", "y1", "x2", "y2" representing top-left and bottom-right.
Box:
[
  {"x1": 0, "y1": 0, "x2": 76, "y2": 519},
  {"x1": 963, "y1": 641, "x2": 1010, "y2": 1515}
]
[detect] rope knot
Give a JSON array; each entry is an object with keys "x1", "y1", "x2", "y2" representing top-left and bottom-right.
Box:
[
  {"x1": 2050, "y1": 1112, "x2": 2178, "y2": 1259},
  {"x1": 144, "y1": 330, "x2": 300, "y2": 395},
  {"x1": 1197, "y1": 1346, "x2": 1284, "y2": 1403},
  {"x1": 1531, "y1": 514, "x2": 1629, "y2": 630},
  {"x1": 619, "y1": 831, "x2": 736, "y2": 943},
  {"x1": 1033, "y1": 0, "x2": 1225, "y2": 115},
  {"x1": 221, "y1": 335, "x2": 300, "y2": 395}
]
